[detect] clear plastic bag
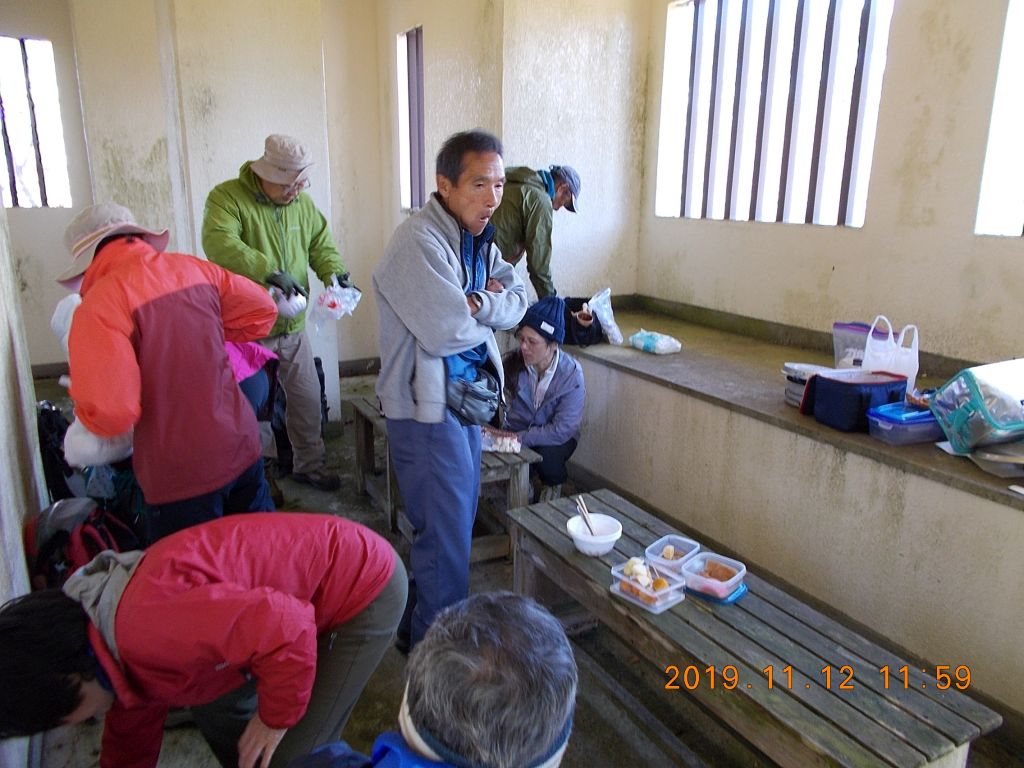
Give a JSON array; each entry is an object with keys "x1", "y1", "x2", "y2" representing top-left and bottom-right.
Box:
[
  {"x1": 310, "y1": 276, "x2": 362, "y2": 334},
  {"x1": 588, "y1": 287, "x2": 623, "y2": 345},
  {"x1": 629, "y1": 328, "x2": 682, "y2": 355}
]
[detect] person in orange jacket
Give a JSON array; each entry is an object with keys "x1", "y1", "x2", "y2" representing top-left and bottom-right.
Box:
[{"x1": 57, "y1": 202, "x2": 280, "y2": 542}]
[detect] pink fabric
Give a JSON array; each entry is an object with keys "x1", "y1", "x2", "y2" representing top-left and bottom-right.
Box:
[{"x1": 225, "y1": 340, "x2": 277, "y2": 382}]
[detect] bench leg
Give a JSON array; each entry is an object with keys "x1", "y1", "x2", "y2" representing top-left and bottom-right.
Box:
[
  {"x1": 353, "y1": 412, "x2": 373, "y2": 496},
  {"x1": 507, "y1": 462, "x2": 531, "y2": 509}
]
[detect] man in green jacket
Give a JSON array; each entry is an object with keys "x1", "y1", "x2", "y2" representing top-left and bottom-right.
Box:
[
  {"x1": 490, "y1": 165, "x2": 581, "y2": 300},
  {"x1": 202, "y1": 134, "x2": 345, "y2": 491}
]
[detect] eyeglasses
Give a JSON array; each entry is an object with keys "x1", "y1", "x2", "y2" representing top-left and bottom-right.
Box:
[{"x1": 279, "y1": 178, "x2": 310, "y2": 193}]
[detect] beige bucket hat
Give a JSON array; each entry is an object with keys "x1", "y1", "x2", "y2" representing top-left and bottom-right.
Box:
[
  {"x1": 250, "y1": 134, "x2": 314, "y2": 186},
  {"x1": 58, "y1": 202, "x2": 170, "y2": 286}
]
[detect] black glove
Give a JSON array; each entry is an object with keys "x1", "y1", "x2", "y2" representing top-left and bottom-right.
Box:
[
  {"x1": 266, "y1": 271, "x2": 307, "y2": 298},
  {"x1": 334, "y1": 272, "x2": 358, "y2": 291}
]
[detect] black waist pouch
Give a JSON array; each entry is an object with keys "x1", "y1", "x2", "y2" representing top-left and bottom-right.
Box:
[{"x1": 446, "y1": 368, "x2": 500, "y2": 426}]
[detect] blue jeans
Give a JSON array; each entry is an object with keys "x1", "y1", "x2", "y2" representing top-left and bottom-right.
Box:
[
  {"x1": 143, "y1": 458, "x2": 274, "y2": 543},
  {"x1": 386, "y1": 412, "x2": 480, "y2": 647}
]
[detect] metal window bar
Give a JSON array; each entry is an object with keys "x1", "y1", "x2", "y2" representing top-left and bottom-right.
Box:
[
  {"x1": 701, "y1": 0, "x2": 727, "y2": 219},
  {"x1": 680, "y1": 0, "x2": 702, "y2": 217},
  {"x1": 749, "y1": 0, "x2": 777, "y2": 221},
  {"x1": 0, "y1": 87, "x2": 18, "y2": 208},
  {"x1": 805, "y1": 0, "x2": 838, "y2": 223},
  {"x1": 407, "y1": 27, "x2": 425, "y2": 209},
  {"x1": 724, "y1": 0, "x2": 750, "y2": 220},
  {"x1": 777, "y1": 0, "x2": 806, "y2": 222},
  {"x1": 20, "y1": 38, "x2": 47, "y2": 207},
  {"x1": 837, "y1": 0, "x2": 870, "y2": 226}
]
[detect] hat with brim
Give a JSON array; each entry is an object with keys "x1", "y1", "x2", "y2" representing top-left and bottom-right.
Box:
[
  {"x1": 57, "y1": 202, "x2": 170, "y2": 286},
  {"x1": 250, "y1": 133, "x2": 314, "y2": 186},
  {"x1": 551, "y1": 165, "x2": 581, "y2": 213}
]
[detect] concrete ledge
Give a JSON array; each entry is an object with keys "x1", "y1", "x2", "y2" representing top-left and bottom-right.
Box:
[{"x1": 573, "y1": 308, "x2": 1024, "y2": 513}]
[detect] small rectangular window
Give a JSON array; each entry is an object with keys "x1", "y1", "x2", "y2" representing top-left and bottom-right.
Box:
[
  {"x1": 0, "y1": 35, "x2": 72, "y2": 208},
  {"x1": 975, "y1": 0, "x2": 1024, "y2": 237},
  {"x1": 655, "y1": 0, "x2": 894, "y2": 228},
  {"x1": 397, "y1": 27, "x2": 425, "y2": 211}
]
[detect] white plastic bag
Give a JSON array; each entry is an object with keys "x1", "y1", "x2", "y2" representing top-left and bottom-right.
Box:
[
  {"x1": 629, "y1": 328, "x2": 682, "y2": 355},
  {"x1": 310, "y1": 276, "x2": 362, "y2": 334},
  {"x1": 63, "y1": 419, "x2": 133, "y2": 468},
  {"x1": 50, "y1": 293, "x2": 82, "y2": 355},
  {"x1": 588, "y1": 287, "x2": 623, "y2": 345},
  {"x1": 860, "y1": 315, "x2": 919, "y2": 392}
]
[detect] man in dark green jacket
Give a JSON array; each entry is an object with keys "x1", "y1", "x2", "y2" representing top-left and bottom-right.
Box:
[
  {"x1": 202, "y1": 134, "x2": 345, "y2": 491},
  {"x1": 490, "y1": 165, "x2": 581, "y2": 299}
]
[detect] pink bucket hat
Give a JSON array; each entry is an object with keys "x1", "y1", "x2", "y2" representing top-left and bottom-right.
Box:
[
  {"x1": 250, "y1": 134, "x2": 314, "y2": 186},
  {"x1": 58, "y1": 202, "x2": 170, "y2": 286}
]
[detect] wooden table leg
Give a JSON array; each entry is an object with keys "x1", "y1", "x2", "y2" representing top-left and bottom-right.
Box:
[
  {"x1": 507, "y1": 460, "x2": 530, "y2": 509},
  {"x1": 353, "y1": 410, "x2": 371, "y2": 495}
]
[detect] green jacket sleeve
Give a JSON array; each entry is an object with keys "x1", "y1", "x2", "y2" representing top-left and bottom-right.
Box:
[
  {"x1": 305, "y1": 205, "x2": 345, "y2": 285},
  {"x1": 202, "y1": 186, "x2": 275, "y2": 283},
  {"x1": 522, "y1": 190, "x2": 556, "y2": 298}
]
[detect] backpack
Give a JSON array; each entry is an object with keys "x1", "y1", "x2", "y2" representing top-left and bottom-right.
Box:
[
  {"x1": 24, "y1": 499, "x2": 141, "y2": 590},
  {"x1": 36, "y1": 401, "x2": 76, "y2": 502}
]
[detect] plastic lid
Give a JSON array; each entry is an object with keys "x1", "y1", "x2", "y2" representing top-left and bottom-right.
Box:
[
  {"x1": 866, "y1": 401, "x2": 937, "y2": 425},
  {"x1": 782, "y1": 362, "x2": 833, "y2": 378}
]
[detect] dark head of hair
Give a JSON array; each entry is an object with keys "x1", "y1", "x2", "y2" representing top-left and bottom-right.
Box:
[
  {"x1": 407, "y1": 591, "x2": 577, "y2": 768},
  {"x1": 94, "y1": 233, "x2": 138, "y2": 258},
  {"x1": 0, "y1": 590, "x2": 93, "y2": 738},
  {"x1": 436, "y1": 130, "x2": 504, "y2": 185}
]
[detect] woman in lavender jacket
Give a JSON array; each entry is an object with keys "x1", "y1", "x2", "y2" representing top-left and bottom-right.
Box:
[{"x1": 494, "y1": 297, "x2": 585, "y2": 502}]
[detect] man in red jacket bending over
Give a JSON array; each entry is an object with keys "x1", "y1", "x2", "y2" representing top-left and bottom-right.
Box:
[{"x1": 0, "y1": 513, "x2": 406, "y2": 768}]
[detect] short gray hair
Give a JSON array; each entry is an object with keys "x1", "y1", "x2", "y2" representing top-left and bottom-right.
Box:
[{"x1": 407, "y1": 592, "x2": 578, "y2": 768}]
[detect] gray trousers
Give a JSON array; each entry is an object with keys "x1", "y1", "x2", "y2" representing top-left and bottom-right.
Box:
[
  {"x1": 259, "y1": 330, "x2": 327, "y2": 474},
  {"x1": 192, "y1": 556, "x2": 408, "y2": 767}
]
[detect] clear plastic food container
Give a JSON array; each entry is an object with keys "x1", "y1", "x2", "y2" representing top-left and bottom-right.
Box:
[
  {"x1": 681, "y1": 553, "x2": 746, "y2": 599},
  {"x1": 866, "y1": 402, "x2": 945, "y2": 445},
  {"x1": 610, "y1": 559, "x2": 685, "y2": 608},
  {"x1": 645, "y1": 534, "x2": 700, "y2": 573}
]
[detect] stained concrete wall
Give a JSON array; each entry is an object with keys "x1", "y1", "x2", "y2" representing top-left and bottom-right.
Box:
[
  {"x1": 575, "y1": 358, "x2": 1024, "y2": 714},
  {"x1": 500, "y1": 0, "x2": 649, "y2": 297},
  {"x1": 64, "y1": 0, "x2": 343, "y2": 415},
  {"x1": 639, "y1": 0, "x2": 1022, "y2": 363}
]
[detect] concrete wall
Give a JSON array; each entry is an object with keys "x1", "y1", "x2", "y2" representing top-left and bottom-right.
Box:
[
  {"x1": 63, "y1": 0, "x2": 344, "y2": 414},
  {"x1": 500, "y1": 0, "x2": 649, "y2": 297},
  {"x1": 638, "y1": 0, "x2": 1022, "y2": 363},
  {"x1": 575, "y1": 358, "x2": 1024, "y2": 714}
]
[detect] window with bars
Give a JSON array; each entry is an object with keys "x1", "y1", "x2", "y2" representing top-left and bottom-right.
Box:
[
  {"x1": 0, "y1": 35, "x2": 71, "y2": 208},
  {"x1": 975, "y1": 0, "x2": 1024, "y2": 237},
  {"x1": 655, "y1": 0, "x2": 894, "y2": 227},
  {"x1": 397, "y1": 26, "x2": 425, "y2": 211}
]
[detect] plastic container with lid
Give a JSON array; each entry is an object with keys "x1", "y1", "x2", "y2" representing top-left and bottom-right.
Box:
[
  {"x1": 867, "y1": 402, "x2": 945, "y2": 445},
  {"x1": 610, "y1": 559, "x2": 686, "y2": 613},
  {"x1": 681, "y1": 553, "x2": 746, "y2": 599},
  {"x1": 645, "y1": 534, "x2": 700, "y2": 573}
]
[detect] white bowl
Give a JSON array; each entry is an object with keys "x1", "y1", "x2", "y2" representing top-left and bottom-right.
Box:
[{"x1": 566, "y1": 513, "x2": 622, "y2": 556}]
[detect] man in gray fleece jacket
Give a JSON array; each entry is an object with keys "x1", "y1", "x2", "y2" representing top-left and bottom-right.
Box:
[{"x1": 374, "y1": 129, "x2": 528, "y2": 650}]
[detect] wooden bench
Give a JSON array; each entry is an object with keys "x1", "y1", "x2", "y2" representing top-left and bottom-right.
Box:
[
  {"x1": 350, "y1": 395, "x2": 542, "y2": 562},
  {"x1": 509, "y1": 489, "x2": 1003, "y2": 768}
]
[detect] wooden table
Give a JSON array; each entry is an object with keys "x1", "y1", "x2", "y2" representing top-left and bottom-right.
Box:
[
  {"x1": 508, "y1": 489, "x2": 1002, "y2": 768},
  {"x1": 350, "y1": 395, "x2": 541, "y2": 561}
]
